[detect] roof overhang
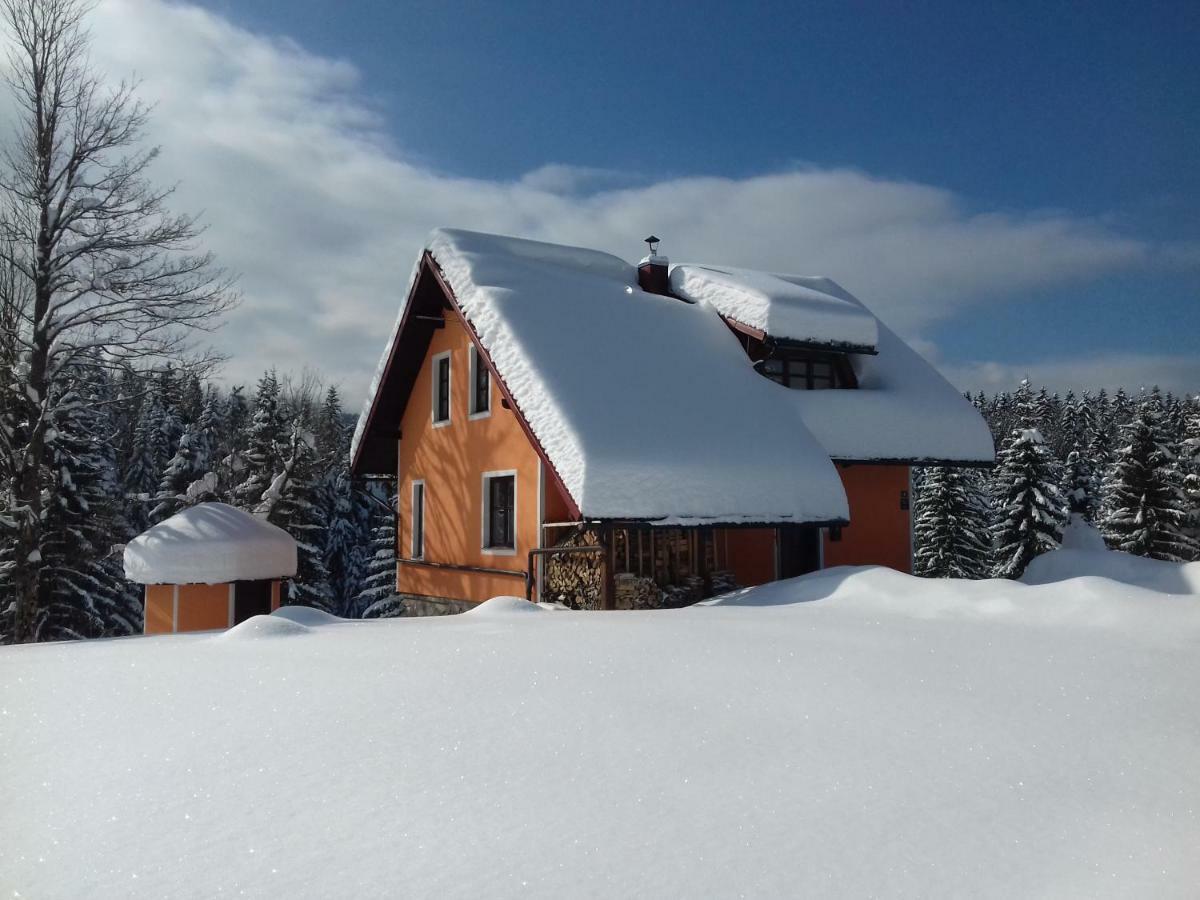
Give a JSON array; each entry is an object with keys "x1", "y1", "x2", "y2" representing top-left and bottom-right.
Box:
[{"x1": 350, "y1": 255, "x2": 448, "y2": 477}]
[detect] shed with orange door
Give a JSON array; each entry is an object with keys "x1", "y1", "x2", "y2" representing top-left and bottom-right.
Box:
[{"x1": 124, "y1": 502, "x2": 297, "y2": 634}]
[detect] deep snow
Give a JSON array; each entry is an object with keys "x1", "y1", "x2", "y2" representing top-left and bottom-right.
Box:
[{"x1": 3, "y1": 564, "x2": 1198, "y2": 898}]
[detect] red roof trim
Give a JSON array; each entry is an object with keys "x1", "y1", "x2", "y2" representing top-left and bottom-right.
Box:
[{"x1": 423, "y1": 254, "x2": 583, "y2": 521}]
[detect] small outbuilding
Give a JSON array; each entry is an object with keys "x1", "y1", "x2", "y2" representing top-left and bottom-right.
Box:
[{"x1": 124, "y1": 502, "x2": 298, "y2": 634}]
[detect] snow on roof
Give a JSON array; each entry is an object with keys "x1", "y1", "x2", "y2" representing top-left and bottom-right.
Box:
[
  {"x1": 123, "y1": 502, "x2": 297, "y2": 585},
  {"x1": 351, "y1": 228, "x2": 993, "y2": 514},
  {"x1": 669, "y1": 264, "x2": 879, "y2": 350},
  {"x1": 785, "y1": 323, "x2": 996, "y2": 463},
  {"x1": 425, "y1": 228, "x2": 849, "y2": 524}
]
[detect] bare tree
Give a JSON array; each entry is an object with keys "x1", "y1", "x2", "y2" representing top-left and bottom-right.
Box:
[{"x1": 0, "y1": 0, "x2": 235, "y2": 642}]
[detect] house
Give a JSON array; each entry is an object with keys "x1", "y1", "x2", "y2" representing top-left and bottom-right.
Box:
[
  {"x1": 124, "y1": 502, "x2": 297, "y2": 633},
  {"x1": 350, "y1": 229, "x2": 994, "y2": 612}
]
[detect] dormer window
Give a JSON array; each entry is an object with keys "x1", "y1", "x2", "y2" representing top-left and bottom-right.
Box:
[{"x1": 756, "y1": 351, "x2": 856, "y2": 390}]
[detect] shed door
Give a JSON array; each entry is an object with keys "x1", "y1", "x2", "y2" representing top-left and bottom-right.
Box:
[
  {"x1": 233, "y1": 580, "x2": 272, "y2": 624},
  {"x1": 778, "y1": 527, "x2": 821, "y2": 580}
]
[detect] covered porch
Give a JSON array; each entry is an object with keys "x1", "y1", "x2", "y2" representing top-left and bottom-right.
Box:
[{"x1": 531, "y1": 523, "x2": 828, "y2": 610}]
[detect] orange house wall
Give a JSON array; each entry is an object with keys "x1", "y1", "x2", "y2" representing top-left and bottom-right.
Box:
[
  {"x1": 823, "y1": 464, "x2": 912, "y2": 573},
  {"x1": 396, "y1": 314, "x2": 543, "y2": 604},
  {"x1": 717, "y1": 528, "x2": 777, "y2": 586}
]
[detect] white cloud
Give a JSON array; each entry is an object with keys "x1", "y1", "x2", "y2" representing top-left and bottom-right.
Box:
[
  {"x1": 13, "y1": 0, "x2": 1187, "y2": 403},
  {"x1": 941, "y1": 353, "x2": 1200, "y2": 398}
]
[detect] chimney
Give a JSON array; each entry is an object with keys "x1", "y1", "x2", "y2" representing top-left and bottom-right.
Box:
[{"x1": 637, "y1": 235, "x2": 670, "y2": 295}]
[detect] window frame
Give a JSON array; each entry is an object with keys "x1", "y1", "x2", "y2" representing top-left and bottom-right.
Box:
[
  {"x1": 481, "y1": 469, "x2": 518, "y2": 555},
  {"x1": 431, "y1": 350, "x2": 452, "y2": 426},
  {"x1": 411, "y1": 479, "x2": 426, "y2": 560},
  {"x1": 468, "y1": 344, "x2": 491, "y2": 420},
  {"x1": 756, "y1": 351, "x2": 854, "y2": 390}
]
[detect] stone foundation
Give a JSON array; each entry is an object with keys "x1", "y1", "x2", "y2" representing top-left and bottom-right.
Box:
[{"x1": 397, "y1": 593, "x2": 477, "y2": 617}]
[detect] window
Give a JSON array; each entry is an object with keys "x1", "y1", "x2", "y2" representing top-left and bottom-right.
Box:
[
  {"x1": 411, "y1": 481, "x2": 425, "y2": 559},
  {"x1": 482, "y1": 471, "x2": 516, "y2": 552},
  {"x1": 756, "y1": 352, "x2": 851, "y2": 390},
  {"x1": 469, "y1": 345, "x2": 490, "y2": 417},
  {"x1": 432, "y1": 351, "x2": 451, "y2": 424}
]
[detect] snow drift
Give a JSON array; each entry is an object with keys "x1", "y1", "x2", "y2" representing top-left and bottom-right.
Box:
[{"x1": 2, "y1": 565, "x2": 1197, "y2": 898}]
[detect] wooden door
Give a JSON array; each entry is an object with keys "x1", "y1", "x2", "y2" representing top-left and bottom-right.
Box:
[{"x1": 778, "y1": 526, "x2": 821, "y2": 579}]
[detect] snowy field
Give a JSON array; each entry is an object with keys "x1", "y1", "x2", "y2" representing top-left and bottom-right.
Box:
[{"x1": 3, "y1": 560, "x2": 1199, "y2": 898}]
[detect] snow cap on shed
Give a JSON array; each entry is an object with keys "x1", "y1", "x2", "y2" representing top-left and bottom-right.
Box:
[{"x1": 123, "y1": 502, "x2": 297, "y2": 585}]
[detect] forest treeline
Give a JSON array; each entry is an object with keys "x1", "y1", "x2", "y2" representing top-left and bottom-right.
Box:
[
  {"x1": 915, "y1": 383, "x2": 1199, "y2": 579},
  {"x1": 0, "y1": 365, "x2": 399, "y2": 642}
]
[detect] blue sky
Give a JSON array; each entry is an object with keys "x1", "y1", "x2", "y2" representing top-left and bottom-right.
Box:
[{"x1": 72, "y1": 0, "x2": 1200, "y2": 396}]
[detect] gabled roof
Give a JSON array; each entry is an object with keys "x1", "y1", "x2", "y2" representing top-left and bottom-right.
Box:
[{"x1": 351, "y1": 228, "x2": 995, "y2": 523}]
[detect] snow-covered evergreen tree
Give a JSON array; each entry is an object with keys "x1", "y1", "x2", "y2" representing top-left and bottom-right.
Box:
[
  {"x1": 354, "y1": 495, "x2": 399, "y2": 618},
  {"x1": 123, "y1": 386, "x2": 174, "y2": 534},
  {"x1": 39, "y1": 367, "x2": 141, "y2": 640},
  {"x1": 1063, "y1": 450, "x2": 1099, "y2": 522},
  {"x1": 1100, "y1": 400, "x2": 1196, "y2": 561},
  {"x1": 233, "y1": 372, "x2": 284, "y2": 508},
  {"x1": 1181, "y1": 401, "x2": 1200, "y2": 546},
  {"x1": 914, "y1": 466, "x2": 991, "y2": 578},
  {"x1": 151, "y1": 392, "x2": 221, "y2": 521},
  {"x1": 257, "y1": 425, "x2": 334, "y2": 611},
  {"x1": 991, "y1": 428, "x2": 1068, "y2": 578}
]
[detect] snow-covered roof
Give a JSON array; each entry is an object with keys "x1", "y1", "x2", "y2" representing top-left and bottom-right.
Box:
[
  {"x1": 351, "y1": 228, "x2": 993, "y2": 520},
  {"x1": 123, "y1": 502, "x2": 297, "y2": 585},
  {"x1": 423, "y1": 229, "x2": 848, "y2": 524},
  {"x1": 669, "y1": 264, "x2": 879, "y2": 351}
]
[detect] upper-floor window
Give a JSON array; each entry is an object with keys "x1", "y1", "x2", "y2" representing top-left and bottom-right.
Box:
[
  {"x1": 469, "y1": 345, "x2": 490, "y2": 417},
  {"x1": 432, "y1": 351, "x2": 451, "y2": 424},
  {"x1": 756, "y1": 352, "x2": 855, "y2": 390}
]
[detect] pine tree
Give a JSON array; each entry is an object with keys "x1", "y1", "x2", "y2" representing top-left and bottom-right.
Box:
[
  {"x1": 1064, "y1": 449, "x2": 1101, "y2": 522},
  {"x1": 233, "y1": 372, "x2": 284, "y2": 508},
  {"x1": 39, "y1": 367, "x2": 142, "y2": 640},
  {"x1": 258, "y1": 425, "x2": 334, "y2": 611},
  {"x1": 123, "y1": 386, "x2": 174, "y2": 535},
  {"x1": 150, "y1": 392, "x2": 220, "y2": 521},
  {"x1": 914, "y1": 466, "x2": 991, "y2": 578},
  {"x1": 991, "y1": 428, "x2": 1068, "y2": 578},
  {"x1": 354, "y1": 495, "x2": 400, "y2": 618},
  {"x1": 315, "y1": 386, "x2": 347, "y2": 462},
  {"x1": 1100, "y1": 400, "x2": 1196, "y2": 561},
  {"x1": 322, "y1": 467, "x2": 360, "y2": 614}
]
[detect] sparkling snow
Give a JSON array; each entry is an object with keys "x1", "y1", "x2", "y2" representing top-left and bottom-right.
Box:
[
  {"x1": 3, "y1": 562, "x2": 1198, "y2": 898},
  {"x1": 122, "y1": 502, "x2": 297, "y2": 584}
]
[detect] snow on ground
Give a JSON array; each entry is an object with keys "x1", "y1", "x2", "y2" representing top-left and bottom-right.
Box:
[
  {"x1": 3, "y1": 566, "x2": 1199, "y2": 898},
  {"x1": 1022, "y1": 519, "x2": 1200, "y2": 595}
]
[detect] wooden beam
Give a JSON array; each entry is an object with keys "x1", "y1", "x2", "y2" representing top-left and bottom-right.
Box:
[{"x1": 600, "y1": 525, "x2": 616, "y2": 611}]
